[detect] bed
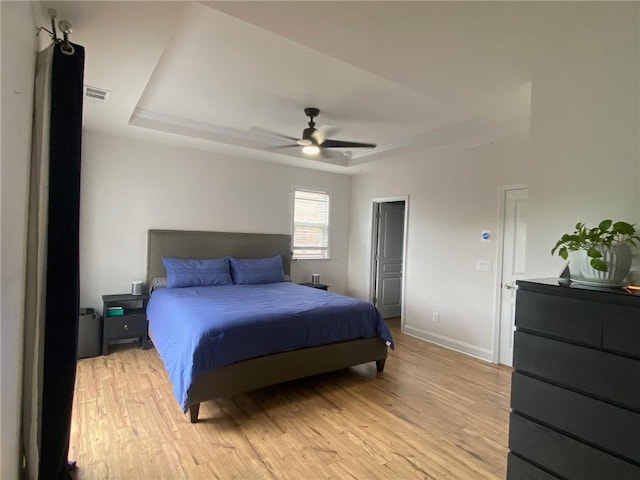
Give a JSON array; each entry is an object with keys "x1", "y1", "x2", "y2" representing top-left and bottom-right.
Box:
[{"x1": 145, "y1": 229, "x2": 393, "y2": 423}]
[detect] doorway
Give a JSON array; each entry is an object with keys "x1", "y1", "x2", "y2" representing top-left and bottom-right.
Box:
[
  {"x1": 495, "y1": 185, "x2": 528, "y2": 366},
  {"x1": 370, "y1": 198, "x2": 407, "y2": 321}
]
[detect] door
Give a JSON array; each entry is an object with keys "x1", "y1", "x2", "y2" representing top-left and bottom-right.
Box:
[
  {"x1": 498, "y1": 188, "x2": 528, "y2": 366},
  {"x1": 373, "y1": 202, "x2": 405, "y2": 318}
]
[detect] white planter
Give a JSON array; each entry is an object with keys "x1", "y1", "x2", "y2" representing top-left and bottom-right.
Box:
[{"x1": 572, "y1": 245, "x2": 632, "y2": 286}]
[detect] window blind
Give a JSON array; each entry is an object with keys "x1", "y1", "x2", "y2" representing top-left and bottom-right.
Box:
[{"x1": 293, "y1": 188, "x2": 330, "y2": 259}]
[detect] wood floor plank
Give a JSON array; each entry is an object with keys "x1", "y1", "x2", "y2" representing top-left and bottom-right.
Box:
[{"x1": 70, "y1": 322, "x2": 511, "y2": 479}]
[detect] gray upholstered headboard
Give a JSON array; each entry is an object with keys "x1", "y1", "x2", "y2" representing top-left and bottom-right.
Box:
[{"x1": 146, "y1": 230, "x2": 292, "y2": 287}]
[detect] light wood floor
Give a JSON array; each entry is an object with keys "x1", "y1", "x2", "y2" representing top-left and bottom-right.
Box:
[{"x1": 70, "y1": 318, "x2": 512, "y2": 479}]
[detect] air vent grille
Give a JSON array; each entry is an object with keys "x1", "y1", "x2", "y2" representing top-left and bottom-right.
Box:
[{"x1": 84, "y1": 85, "x2": 110, "y2": 103}]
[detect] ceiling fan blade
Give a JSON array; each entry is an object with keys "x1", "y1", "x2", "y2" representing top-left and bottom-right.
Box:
[
  {"x1": 321, "y1": 139, "x2": 377, "y2": 149},
  {"x1": 310, "y1": 129, "x2": 323, "y2": 145},
  {"x1": 316, "y1": 125, "x2": 342, "y2": 144},
  {"x1": 249, "y1": 126, "x2": 298, "y2": 143},
  {"x1": 265, "y1": 144, "x2": 301, "y2": 151}
]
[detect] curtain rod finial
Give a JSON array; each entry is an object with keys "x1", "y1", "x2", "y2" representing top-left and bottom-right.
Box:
[{"x1": 58, "y1": 20, "x2": 72, "y2": 35}]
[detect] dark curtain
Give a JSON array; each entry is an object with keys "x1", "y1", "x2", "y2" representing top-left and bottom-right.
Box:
[{"x1": 39, "y1": 41, "x2": 85, "y2": 480}]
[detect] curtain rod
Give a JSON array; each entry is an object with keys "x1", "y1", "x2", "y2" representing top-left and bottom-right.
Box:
[{"x1": 37, "y1": 8, "x2": 75, "y2": 56}]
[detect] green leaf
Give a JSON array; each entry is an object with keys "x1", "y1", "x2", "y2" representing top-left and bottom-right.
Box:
[
  {"x1": 587, "y1": 247, "x2": 602, "y2": 258},
  {"x1": 613, "y1": 221, "x2": 635, "y2": 235},
  {"x1": 598, "y1": 220, "x2": 613, "y2": 232},
  {"x1": 590, "y1": 258, "x2": 608, "y2": 272},
  {"x1": 559, "y1": 247, "x2": 568, "y2": 260},
  {"x1": 598, "y1": 219, "x2": 612, "y2": 231}
]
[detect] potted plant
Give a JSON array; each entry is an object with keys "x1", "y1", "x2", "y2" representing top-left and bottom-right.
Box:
[{"x1": 551, "y1": 219, "x2": 639, "y2": 285}]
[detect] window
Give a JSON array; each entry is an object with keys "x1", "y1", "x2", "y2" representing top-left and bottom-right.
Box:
[{"x1": 292, "y1": 188, "x2": 330, "y2": 260}]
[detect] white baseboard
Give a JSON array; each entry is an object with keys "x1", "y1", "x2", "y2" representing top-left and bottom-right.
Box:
[{"x1": 402, "y1": 325, "x2": 494, "y2": 363}]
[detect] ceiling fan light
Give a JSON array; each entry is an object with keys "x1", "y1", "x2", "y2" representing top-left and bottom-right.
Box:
[{"x1": 302, "y1": 145, "x2": 320, "y2": 155}]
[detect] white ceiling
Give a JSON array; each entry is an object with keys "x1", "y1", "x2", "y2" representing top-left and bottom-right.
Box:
[{"x1": 41, "y1": 1, "x2": 638, "y2": 173}]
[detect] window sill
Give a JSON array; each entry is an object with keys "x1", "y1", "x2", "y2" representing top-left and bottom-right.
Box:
[{"x1": 292, "y1": 258, "x2": 332, "y2": 262}]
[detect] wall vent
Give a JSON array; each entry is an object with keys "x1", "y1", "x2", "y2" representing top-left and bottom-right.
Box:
[{"x1": 84, "y1": 85, "x2": 110, "y2": 103}]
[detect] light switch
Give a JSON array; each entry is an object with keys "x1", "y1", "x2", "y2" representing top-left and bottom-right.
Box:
[{"x1": 476, "y1": 260, "x2": 492, "y2": 271}]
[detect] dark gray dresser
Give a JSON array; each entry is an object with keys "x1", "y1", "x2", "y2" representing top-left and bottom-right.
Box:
[{"x1": 507, "y1": 278, "x2": 640, "y2": 480}]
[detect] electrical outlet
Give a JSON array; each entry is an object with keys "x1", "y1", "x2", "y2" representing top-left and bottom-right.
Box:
[{"x1": 432, "y1": 312, "x2": 440, "y2": 323}]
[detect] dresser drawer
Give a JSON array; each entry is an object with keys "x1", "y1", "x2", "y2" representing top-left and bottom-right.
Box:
[
  {"x1": 104, "y1": 314, "x2": 147, "y2": 338},
  {"x1": 513, "y1": 331, "x2": 640, "y2": 411},
  {"x1": 509, "y1": 413, "x2": 640, "y2": 480},
  {"x1": 506, "y1": 453, "x2": 558, "y2": 480},
  {"x1": 603, "y1": 311, "x2": 640, "y2": 358},
  {"x1": 511, "y1": 372, "x2": 640, "y2": 463},
  {"x1": 515, "y1": 290, "x2": 602, "y2": 346}
]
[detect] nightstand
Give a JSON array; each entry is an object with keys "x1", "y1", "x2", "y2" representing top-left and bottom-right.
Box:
[
  {"x1": 102, "y1": 293, "x2": 149, "y2": 355},
  {"x1": 298, "y1": 282, "x2": 329, "y2": 291}
]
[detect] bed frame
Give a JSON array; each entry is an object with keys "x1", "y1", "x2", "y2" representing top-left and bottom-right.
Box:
[{"x1": 146, "y1": 229, "x2": 388, "y2": 422}]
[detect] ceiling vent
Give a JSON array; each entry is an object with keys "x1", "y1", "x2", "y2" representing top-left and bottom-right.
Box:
[{"x1": 84, "y1": 85, "x2": 110, "y2": 103}]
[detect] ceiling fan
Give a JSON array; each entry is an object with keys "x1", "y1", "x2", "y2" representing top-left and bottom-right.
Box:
[{"x1": 251, "y1": 107, "x2": 377, "y2": 158}]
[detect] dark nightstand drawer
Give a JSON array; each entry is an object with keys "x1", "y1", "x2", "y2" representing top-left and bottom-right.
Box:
[
  {"x1": 509, "y1": 413, "x2": 640, "y2": 480},
  {"x1": 104, "y1": 313, "x2": 147, "y2": 338},
  {"x1": 102, "y1": 293, "x2": 149, "y2": 354},
  {"x1": 514, "y1": 331, "x2": 640, "y2": 411}
]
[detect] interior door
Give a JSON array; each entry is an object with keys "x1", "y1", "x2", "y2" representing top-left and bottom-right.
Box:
[
  {"x1": 374, "y1": 202, "x2": 405, "y2": 318},
  {"x1": 498, "y1": 188, "x2": 528, "y2": 366}
]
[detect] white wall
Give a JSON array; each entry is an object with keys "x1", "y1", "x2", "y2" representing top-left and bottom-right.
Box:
[
  {"x1": 348, "y1": 141, "x2": 528, "y2": 360},
  {"x1": 80, "y1": 131, "x2": 352, "y2": 309},
  {"x1": 0, "y1": 2, "x2": 37, "y2": 478},
  {"x1": 348, "y1": 15, "x2": 639, "y2": 364},
  {"x1": 526, "y1": 43, "x2": 640, "y2": 278}
]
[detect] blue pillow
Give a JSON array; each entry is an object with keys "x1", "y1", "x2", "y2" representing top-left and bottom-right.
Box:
[
  {"x1": 229, "y1": 255, "x2": 285, "y2": 284},
  {"x1": 162, "y1": 256, "x2": 232, "y2": 288}
]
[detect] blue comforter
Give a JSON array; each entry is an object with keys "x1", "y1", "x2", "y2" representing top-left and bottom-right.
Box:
[{"x1": 146, "y1": 282, "x2": 394, "y2": 412}]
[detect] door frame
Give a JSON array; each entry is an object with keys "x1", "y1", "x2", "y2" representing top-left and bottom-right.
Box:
[
  {"x1": 369, "y1": 195, "x2": 410, "y2": 327},
  {"x1": 491, "y1": 184, "x2": 528, "y2": 364}
]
